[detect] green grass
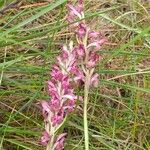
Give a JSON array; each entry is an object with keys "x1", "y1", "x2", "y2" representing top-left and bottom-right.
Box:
[{"x1": 0, "y1": 0, "x2": 150, "y2": 150}]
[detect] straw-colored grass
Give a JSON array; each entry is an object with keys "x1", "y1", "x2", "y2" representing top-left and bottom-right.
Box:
[{"x1": 0, "y1": 0, "x2": 150, "y2": 149}]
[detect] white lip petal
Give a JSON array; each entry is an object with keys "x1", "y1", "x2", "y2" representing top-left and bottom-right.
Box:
[
  {"x1": 87, "y1": 42, "x2": 100, "y2": 48},
  {"x1": 62, "y1": 94, "x2": 76, "y2": 100}
]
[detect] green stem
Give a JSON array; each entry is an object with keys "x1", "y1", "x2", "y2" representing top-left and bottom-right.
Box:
[
  {"x1": 46, "y1": 134, "x2": 54, "y2": 150},
  {"x1": 84, "y1": 73, "x2": 90, "y2": 150}
]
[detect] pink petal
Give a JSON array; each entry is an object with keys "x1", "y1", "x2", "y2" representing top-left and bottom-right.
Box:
[
  {"x1": 53, "y1": 133, "x2": 67, "y2": 150},
  {"x1": 41, "y1": 101, "x2": 50, "y2": 113},
  {"x1": 65, "y1": 100, "x2": 75, "y2": 112},
  {"x1": 47, "y1": 81, "x2": 55, "y2": 89},
  {"x1": 51, "y1": 66, "x2": 63, "y2": 81},
  {"x1": 91, "y1": 73, "x2": 99, "y2": 87},
  {"x1": 76, "y1": 44, "x2": 85, "y2": 57},
  {"x1": 98, "y1": 38, "x2": 106, "y2": 45},
  {"x1": 78, "y1": 0, "x2": 83, "y2": 4},
  {"x1": 40, "y1": 131, "x2": 50, "y2": 146},
  {"x1": 62, "y1": 94, "x2": 76, "y2": 101},
  {"x1": 67, "y1": 4, "x2": 81, "y2": 18},
  {"x1": 87, "y1": 53, "x2": 99, "y2": 68},
  {"x1": 56, "y1": 133, "x2": 67, "y2": 142},
  {"x1": 51, "y1": 115, "x2": 63, "y2": 126},
  {"x1": 50, "y1": 98, "x2": 60, "y2": 110},
  {"x1": 74, "y1": 70, "x2": 85, "y2": 81},
  {"x1": 61, "y1": 80, "x2": 70, "y2": 90},
  {"x1": 89, "y1": 31, "x2": 100, "y2": 38},
  {"x1": 76, "y1": 23, "x2": 87, "y2": 38}
]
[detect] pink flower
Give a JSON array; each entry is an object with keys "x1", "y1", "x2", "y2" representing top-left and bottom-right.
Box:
[
  {"x1": 67, "y1": 4, "x2": 81, "y2": 18},
  {"x1": 51, "y1": 65, "x2": 63, "y2": 81},
  {"x1": 70, "y1": 62, "x2": 78, "y2": 74},
  {"x1": 75, "y1": 44, "x2": 85, "y2": 57},
  {"x1": 51, "y1": 113, "x2": 63, "y2": 126},
  {"x1": 97, "y1": 38, "x2": 106, "y2": 46},
  {"x1": 88, "y1": 30, "x2": 106, "y2": 50},
  {"x1": 62, "y1": 94, "x2": 76, "y2": 101},
  {"x1": 78, "y1": 0, "x2": 83, "y2": 4},
  {"x1": 40, "y1": 131, "x2": 50, "y2": 146},
  {"x1": 40, "y1": 34, "x2": 78, "y2": 149},
  {"x1": 53, "y1": 133, "x2": 67, "y2": 150},
  {"x1": 89, "y1": 31, "x2": 100, "y2": 39},
  {"x1": 59, "y1": 45, "x2": 70, "y2": 60},
  {"x1": 67, "y1": 1, "x2": 83, "y2": 21},
  {"x1": 61, "y1": 77, "x2": 70, "y2": 91},
  {"x1": 40, "y1": 0, "x2": 106, "y2": 149},
  {"x1": 50, "y1": 98, "x2": 60, "y2": 111},
  {"x1": 47, "y1": 81, "x2": 56, "y2": 92},
  {"x1": 76, "y1": 23, "x2": 87, "y2": 38},
  {"x1": 40, "y1": 101, "x2": 51, "y2": 119},
  {"x1": 65, "y1": 100, "x2": 75, "y2": 112},
  {"x1": 87, "y1": 53, "x2": 99, "y2": 68},
  {"x1": 90, "y1": 73, "x2": 99, "y2": 87},
  {"x1": 89, "y1": 39, "x2": 106, "y2": 49},
  {"x1": 74, "y1": 69, "x2": 85, "y2": 83}
]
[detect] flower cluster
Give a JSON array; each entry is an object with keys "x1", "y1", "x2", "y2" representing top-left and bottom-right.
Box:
[
  {"x1": 67, "y1": 0, "x2": 106, "y2": 88},
  {"x1": 40, "y1": 1, "x2": 106, "y2": 149},
  {"x1": 67, "y1": 1, "x2": 106, "y2": 149},
  {"x1": 40, "y1": 41, "x2": 78, "y2": 150}
]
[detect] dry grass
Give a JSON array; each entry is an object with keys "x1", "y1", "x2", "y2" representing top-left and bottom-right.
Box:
[{"x1": 0, "y1": 0, "x2": 150, "y2": 150}]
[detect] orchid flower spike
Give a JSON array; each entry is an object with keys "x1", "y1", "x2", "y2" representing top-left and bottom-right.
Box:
[
  {"x1": 40, "y1": 41, "x2": 78, "y2": 150},
  {"x1": 67, "y1": 1, "x2": 106, "y2": 150}
]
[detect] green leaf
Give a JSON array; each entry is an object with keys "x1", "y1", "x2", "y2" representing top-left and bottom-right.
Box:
[
  {"x1": 0, "y1": 0, "x2": 5, "y2": 7},
  {"x1": 0, "y1": 56, "x2": 33, "y2": 70},
  {"x1": 0, "y1": 0, "x2": 67, "y2": 36},
  {"x1": 101, "y1": 79, "x2": 150, "y2": 94}
]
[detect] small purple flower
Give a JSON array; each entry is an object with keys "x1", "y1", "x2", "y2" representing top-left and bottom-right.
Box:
[
  {"x1": 51, "y1": 65, "x2": 63, "y2": 81},
  {"x1": 61, "y1": 51, "x2": 69, "y2": 60},
  {"x1": 67, "y1": 1, "x2": 84, "y2": 22},
  {"x1": 51, "y1": 114, "x2": 63, "y2": 126},
  {"x1": 61, "y1": 79, "x2": 70, "y2": 91},
  {"x1": 74, "y1": 69, "x2": 85, "y2": 83},
  {"x1": 67, "y1": 4, "x2": 81, "y2": 18},
  {"x1": 65, "y1": 99, "x2": 75, "y2": 112},
  {"x1": 88, "y1": 38, "x2": 106, "y2": 50},
  {"x1": 41, "y1": 101, "x2": 50, "y2": 113},
  {"x1": 76, "y1": 23, "x2": 87, "y2": 38},
  {"x1": 75, "y1": 44, "x2": 85, "y2": 57},
  {"x1": 53, "y1": 133, "x2": 67, "y2": 150},
  {"x1": 89, "y1": 31, "x2": 100, "y2": 39},
  {"x1": 90, "y1": 73, "x2": 99, "y2": 87},
  {"x1": 87, "y1": 53, "x2": 99, "y2": 68},
  {"x1": 40, "y1": 101, "x2": 51, "y2": 119},
  {"x1": 40, "y1": 131, "x2": 50, "y2": 146},
  {"x1": 50, "y1": 98, "x2": 60, "y2": 111},
  {"x1": 56, "y1": 135, "x2": 66, "y2": 150},
  {"x1": 70, "y1": 62, "x2": 78, "y2": 74}
]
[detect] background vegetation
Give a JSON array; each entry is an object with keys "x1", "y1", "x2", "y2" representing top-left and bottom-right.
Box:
[{"x1": 0, "y1": 0, "x2": 150, "y2": 149}]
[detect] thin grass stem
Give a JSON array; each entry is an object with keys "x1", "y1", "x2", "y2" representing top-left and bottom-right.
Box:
[{"x1": 84, "y1": 73, "x2": 90, "y2": 150}]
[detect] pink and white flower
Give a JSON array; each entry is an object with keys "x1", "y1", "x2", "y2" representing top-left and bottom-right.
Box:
[
  {"x1": 40, "y1": 1, "x2": 106, "y2": 149},
  {"x1": 40, "y1": 41, "x2": 78, "y2": 149}
]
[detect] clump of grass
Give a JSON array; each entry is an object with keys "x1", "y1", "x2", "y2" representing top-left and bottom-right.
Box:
[{"x1": 0, "y1": 0, "x2": 150, "y2": 150}]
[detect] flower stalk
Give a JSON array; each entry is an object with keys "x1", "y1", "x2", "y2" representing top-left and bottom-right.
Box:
[
  {"x1": 83, "y1": 73, "x2": 90, "y2": 150},
  {"x1": 67, "y1": 1, "x2": 106, "y2": 149}
]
